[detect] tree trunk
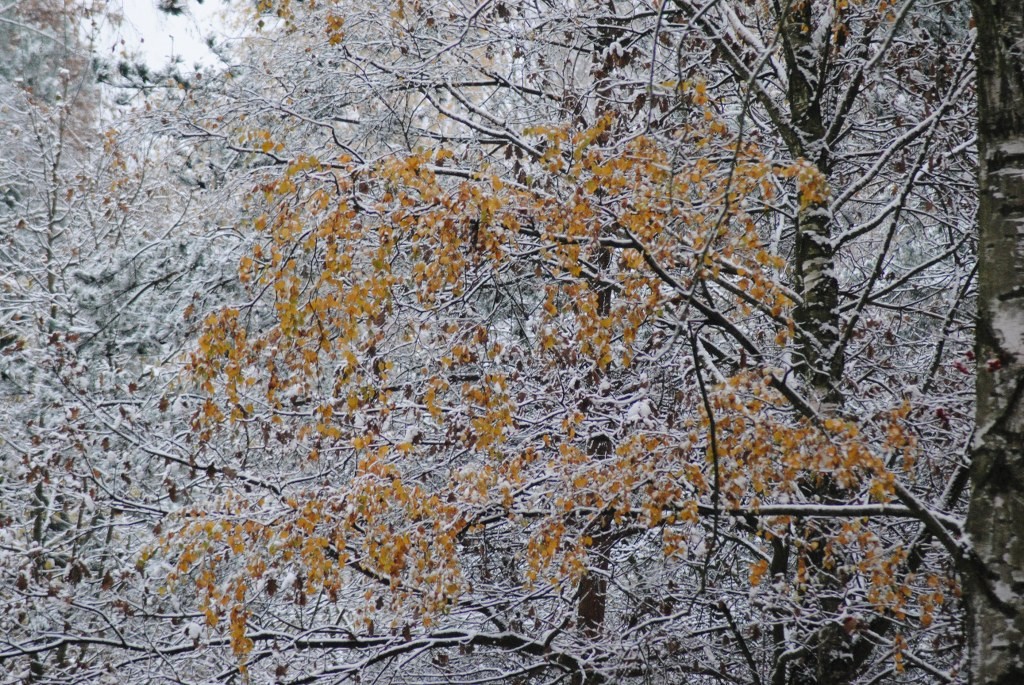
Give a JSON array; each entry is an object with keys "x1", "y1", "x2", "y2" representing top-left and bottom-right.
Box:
[
  {"x1": 969, "y1": 0, "x2": 1024, "y2": 682},
  {"x1": 774, "y1": 3, "x2": 853, "y2": 682},
  {"x1": 781, "y1": 0, "x2": 843, "y2": 408}
]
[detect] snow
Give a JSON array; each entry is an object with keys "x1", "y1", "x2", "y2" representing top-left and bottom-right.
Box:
[
  {"x1": 625, "y1": 398, "x2": 651, "y2": 424},
  {"x1": 184, "y1": 621, "x2": 202, "y2": 640}
]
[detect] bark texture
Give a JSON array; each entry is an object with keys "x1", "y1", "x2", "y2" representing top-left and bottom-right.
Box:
[
  {"x1": 970, "y1": 0, "x2": 1024, "y2": 681},
  {"x1": 776, "y1": 4, "x2": 849, "y2": 682},
  {"x1": 781, "y1": 0, "x2": 844, "y2": 409}
]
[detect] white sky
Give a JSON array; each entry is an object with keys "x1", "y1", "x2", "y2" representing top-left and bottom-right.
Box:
[{"x1": 108, "y1": 0, "x2": 228, "y2": 69}]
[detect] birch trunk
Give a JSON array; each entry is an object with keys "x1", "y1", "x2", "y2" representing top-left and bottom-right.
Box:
[{"x1": 969, "y1": 0, "x2": 1024, "y2": 680}]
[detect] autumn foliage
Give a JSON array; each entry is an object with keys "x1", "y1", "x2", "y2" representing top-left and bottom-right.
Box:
[
  {"x1": 167, "y1": 6, "x2": 965, "y2": 677},
  {"x1": 1, "y1": 0, "x2": 975, "y2": 683}
]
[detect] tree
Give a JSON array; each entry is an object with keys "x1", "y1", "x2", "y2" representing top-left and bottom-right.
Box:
[
  {"x1": 0, "y1": 4, "x2": 247, "y2": 682},
  {"x1": 0, "y1": 0, "x2": 984, "y2": 683},
  {"x1": 968, "y1": 0, "x2": 1024, "y2": 681},
  {"x1": 142, "y1": 1, "x2": 976, "y2": 683},
  {"x1": 0, "y1": 7, "x2": 119, "y2": 681}
]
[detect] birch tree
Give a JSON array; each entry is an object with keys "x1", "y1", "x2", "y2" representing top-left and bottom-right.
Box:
[{"x1": 968, "y1": 0, "x2": 1024, "y2": 680}]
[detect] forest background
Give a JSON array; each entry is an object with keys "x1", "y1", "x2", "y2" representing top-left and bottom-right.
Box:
[{"x1": 1, "y1": 0, "x2": 1020, "y2": 684}]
